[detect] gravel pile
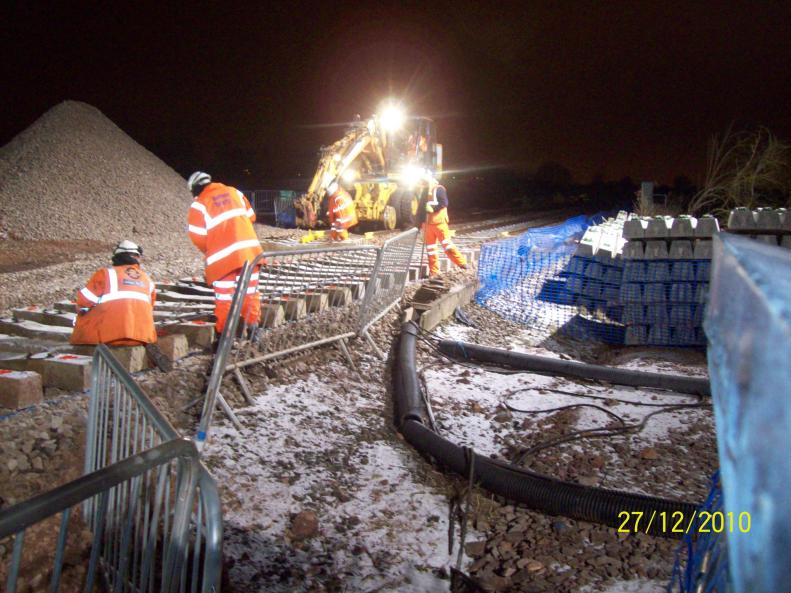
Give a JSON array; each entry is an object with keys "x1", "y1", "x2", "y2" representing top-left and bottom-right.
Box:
[{"x1": 0, "y1": 100, "x2": 192, "y2": 241}]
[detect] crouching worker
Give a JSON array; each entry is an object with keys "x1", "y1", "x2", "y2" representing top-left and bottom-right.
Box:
[
  {"x1": 70, "y1": 241, "x2": 171, "y2": 370},
  {"x1": 327, "y1": 180, "x2": 358, "y2": 241}
]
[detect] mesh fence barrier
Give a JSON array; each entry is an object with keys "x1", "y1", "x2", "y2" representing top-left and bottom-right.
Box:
[
  {"x1": 476, "y1": 214, "x2": 710, "y2": 346},
  {"x1": 667, "y1": 472, "x2": 732, "y2": 593}
]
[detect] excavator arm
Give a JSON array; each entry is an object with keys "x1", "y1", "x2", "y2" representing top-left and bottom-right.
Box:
[{"x1": 296, "y1": 121, "x2": 385, "y2": 227}]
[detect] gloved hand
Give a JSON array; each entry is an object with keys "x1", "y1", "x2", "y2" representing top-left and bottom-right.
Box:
[{"x1": 425, "y1": 203, "x2": 434, "y2": 213}]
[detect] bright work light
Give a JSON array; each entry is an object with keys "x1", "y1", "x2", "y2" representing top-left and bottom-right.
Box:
[{"x1": 380, "y1": 103, "x2": 406, "y2": 133}]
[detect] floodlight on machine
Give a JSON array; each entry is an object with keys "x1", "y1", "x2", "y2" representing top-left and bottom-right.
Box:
[
  {"x1": 380, "y1": 103, "x2": 406, "y2": 133},
  {"x1": 341, "y1": 168, "x2": 358, "y2": 183},
  {"x1": 402, "y1": 164, "x2": 426, "y2": 188}
]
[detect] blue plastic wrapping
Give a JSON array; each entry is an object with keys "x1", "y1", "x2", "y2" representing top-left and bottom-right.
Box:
[{"x1": 705, "y1": 234, "x2": 791, "y2": 593}]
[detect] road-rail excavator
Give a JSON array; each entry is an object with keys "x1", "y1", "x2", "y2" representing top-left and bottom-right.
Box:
[{"x1": 295, "y1": 102, "x2": 442, "y2": 230}]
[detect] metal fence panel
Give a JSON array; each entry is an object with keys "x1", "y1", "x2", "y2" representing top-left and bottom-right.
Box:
[
  {"x1": 273, "y1": 193, "x2": 298, "y2": 228},
  {"x1": 0, "y1": 439, "x2": 200, "y2": 593},
  {"x1": 85, "y1": 345, "x2": 222, "y2": 593},
  {"x1": 224, "y1": 245, "x2": 380, "y2": 371},
  {"x1": 358, "y1": 228, "x2": 418, "y2": 334},
  {"x1": 195, "y1": 237, "x2": 416, "y2": 447},
  {"x1": 241, "y1": 190, "x2": 278, "y2": 217}
]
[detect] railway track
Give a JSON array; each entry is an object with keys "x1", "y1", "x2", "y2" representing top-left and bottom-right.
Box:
[{"x1": 0, "y1": 210, "x2": 570, "y2": 368}]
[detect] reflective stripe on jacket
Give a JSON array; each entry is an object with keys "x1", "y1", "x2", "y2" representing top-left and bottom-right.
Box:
[
  {"x1": 187, "y1": 182, "x2": 263, "y2": 284},
  {"x1": 328, "y1": 189, "x2": 358, "y2": 230},
  {"x1": 70, "y1": 264, "x2": 157, "y2": 345},
  {"x1": 420, "y1": 185, "x2": 450, "y2": 226}
]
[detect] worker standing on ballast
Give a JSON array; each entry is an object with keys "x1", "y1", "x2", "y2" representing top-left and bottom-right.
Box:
[
  {"x1": 327, "y1": 180, "x2": 358, "y2": 241},
  {"x1": 417, "y1": 175, "x2": 467, "y2": 276},
  {"x1": 187, "y1": 171, "x2": 263, "y2": 336}
]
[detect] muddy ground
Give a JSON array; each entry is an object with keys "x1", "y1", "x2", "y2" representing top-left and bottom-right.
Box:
[{"x1": 0, "y1": 266, "x2": 716, "y2": 593}]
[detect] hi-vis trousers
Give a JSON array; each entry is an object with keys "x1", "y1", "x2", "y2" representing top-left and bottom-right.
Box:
[
  {"x1": 212, "y1": 266, "x2": 261, "y2": 333},
  {"x1": 423, "y1": 222, "x2": 467, "y2": 276}
]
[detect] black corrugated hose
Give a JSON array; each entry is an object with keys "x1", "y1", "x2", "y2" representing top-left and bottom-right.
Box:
[
  {"x1": 395, "y1": 322, "x2": 701, "y2": 537},
  {"x1": 437, "y1": 339, "x2": 710, "y2": 397}
]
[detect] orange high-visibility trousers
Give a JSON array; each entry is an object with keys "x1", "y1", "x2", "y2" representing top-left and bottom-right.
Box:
[
  {"x1": 212, "y1": 266, "x2": 261, "y2": 333},
  {"x1": 423, "y1": 222, "x2": 467, "y2": 276},
  {"x1": 330, "y1": 229, "x2": 350, "y2": 241}
]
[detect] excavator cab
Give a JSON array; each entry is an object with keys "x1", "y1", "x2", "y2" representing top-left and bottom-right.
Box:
[{"x1": 295, "y1": 107, "x2": 443, "y2": 231}]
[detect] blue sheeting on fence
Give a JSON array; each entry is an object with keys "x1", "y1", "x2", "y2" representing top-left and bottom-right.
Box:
[{"x1": 475, "y1": 213, "x2": 709, "y2": 346}]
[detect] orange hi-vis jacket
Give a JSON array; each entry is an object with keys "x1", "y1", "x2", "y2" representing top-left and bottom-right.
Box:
[
  {"x1": 188, "y1": 182, "x2": 263, "y2": 284},
  {"x1": 424, "y1": 185, "x2": 450, "y2": 226},
  {"x1": 70, "y1": 264, "x2": 157, "y2": 345},
  {"x1": 328, "y1": 188, "x2": 358, "y2": 230}
]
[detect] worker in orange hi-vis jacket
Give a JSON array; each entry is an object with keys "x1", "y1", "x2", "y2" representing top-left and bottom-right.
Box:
[
  {"x1": 70, "y1": 240, "x2": 157, "y2": 346},
  {"x1": 416, "y1": 175, "x2": 468, "y2": 276},
  {"x1": 326, "y1": 180, "x2": 358, "y2": 241},
  {"x1": 186, "y1": 171, "x2": 263, "y2": 335}
]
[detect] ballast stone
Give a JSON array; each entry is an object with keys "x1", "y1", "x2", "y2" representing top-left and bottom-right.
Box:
[{"x1": 0, "y1": 369, "x2": 44, "y2": 409}]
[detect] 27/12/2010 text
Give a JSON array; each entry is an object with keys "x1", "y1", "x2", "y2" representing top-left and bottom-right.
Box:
[{"x1": 617, "y1": 511, "x2": 751, "y2": 535}]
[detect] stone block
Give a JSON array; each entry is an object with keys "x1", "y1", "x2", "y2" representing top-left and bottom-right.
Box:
[
  {"x1": 696, "y1": 261, "x2": 712, "y2": 281},
  {"x1": 669, "y1": 240, "x2": 694, "y2": 259},
  {"x1": 623, "y1": 261, "x2": 646, "y2": 282},
  {"x1": 27, "y1": 353, "x2": 92, "y2": 391},
  {"x1": 0, "y1": 370, "x2": 43, "y2": 409},
  {"x1": 567, "y1": 257, "x2": 587, "y2": 276},
  {"x1": 265, "y1": 297, "x2": 306, "y2": 320},
  {"x1": 670, "y1": 216, "x2": 696, "y2": 237},
  {"x1": 694, "y1": 240, "x2": 713, "y2": 259},
  {"x1": 622, "y1": 240, "x2": 645, "y2": 259},
  {"x1": 619, "y1": 283, "x2": 642, "y2": 303},
  {"x1": 644, "y1": 241, "x2": 669, "y2": 259},
  {"x1": 754, "y1": 207, "x2": 782, "y2": 229},
  {"x1": 644, "y1": 283, "x2": 667, "y2": 303},
  {"x1": 671, "y1": 261, "x2": 696, "y2": 282},
  {"x1": 259, "y1": 303, "x2": 286, "y2": 328},
  {"x1": 583, "y1": 262, "x2": 604, "y2": 280},
  {"x1": 304, "y1": 292, "x2": 328, "y2": 313},
  {"x1": 623, "y1": 304, "x2": 645, "y2": 325},
  {"x1": 670, "y1": 305, "x2": 694, "y2": 327},
  {"x1": 646, "y1": 261, "x2": 670, "y2": 282},
  {"x1": 326, "y1": 286, "x2": 353, "y2": 307},
  {"x1": 0, "y1": 318, "x2": 72, "y2": 342},
  {"x1": 673, "y1": 327, "x2": 698, "y2": 345},
  {"x1": 53, "y1": 300, "x2": 78, "y2": 313},
  {"x1": 695, "y1": 215, "x2": 720, "y2": 237},
  {"x1": 11, "y1": 307, "x2": 76, "y2": 328},
  {"x1": 163, "y1": 321, "x2": 215, "y2": 348},
  {"x1": 623, "y1": 218, "x2": 647, "y2": 240},
  {"x1": 582, "y1": 279, "x2": 602, "y2": 299},
  {"x1": 648, "y1": 325, "x2": 672, "y2": 345},
  {"x1": 575, "y1": 226, "x2": 602, "y2": 256},
  {"x1": 0, "y1": 353, "x2": 30, "y2": 372},
  {"x1": 108, "y1": 346, "x2": 148, "y2": 373},
  {"x1": 157, "y1": 334, "x2": 188, "y2": 362},
  {"x1": 645, "y1": 216, "x2": 670, "y2": 238},
  {"x1": 566, "y1": 276, "x2": 583, "y2": 295},
  {"x1": 727, "y1": 207, "x2": 756, "y2": 229}
]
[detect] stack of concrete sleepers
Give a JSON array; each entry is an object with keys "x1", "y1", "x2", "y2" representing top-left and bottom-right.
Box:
[{"x1": 620, "y1": 214, "x2": 718, "y2": 346}]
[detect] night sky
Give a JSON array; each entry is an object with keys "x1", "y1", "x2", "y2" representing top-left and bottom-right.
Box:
[{"x1": 2, "y1": 1, "x2": 790, "y2": 187}]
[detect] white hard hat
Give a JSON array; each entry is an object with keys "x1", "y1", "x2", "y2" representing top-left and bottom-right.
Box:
[
  {"x1": 187, "y1": 171, "x2": 211, "y2": 193},
  {"x1": 327, "y1": 182, "x2": 339, "y2": 195},
  {"x1": 113, "y1": 240, "x2": 143, "y2": 257},
  {"x1": 423, "y1": 173, "x2": 438, "y2": 187}
]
